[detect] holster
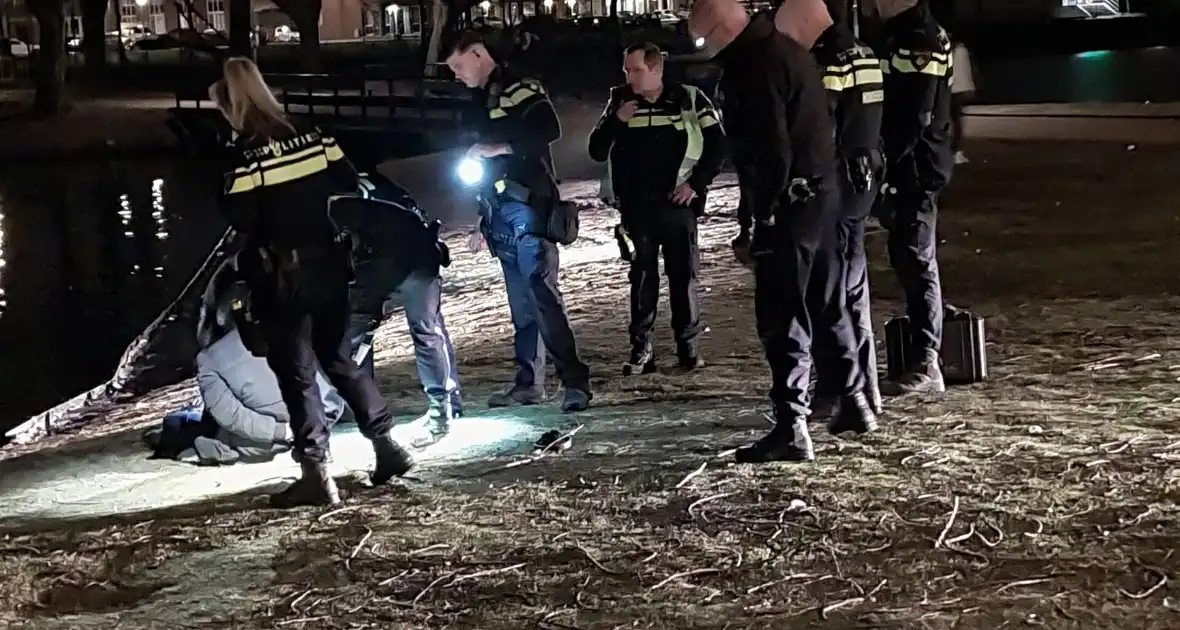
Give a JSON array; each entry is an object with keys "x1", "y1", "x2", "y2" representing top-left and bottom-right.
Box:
[{"x1": 228, "y1": 282, "x2": 269, "y2": 357}]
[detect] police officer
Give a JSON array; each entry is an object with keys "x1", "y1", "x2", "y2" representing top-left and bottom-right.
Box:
[
  {"x1": 810, "y1": 0, "x2": 885, "y2": 416},
  {"x1": 588, "y1": 42, "x2": 726, "y2": 376},
  {"x1": 872, "y1": 0, "x2": 953, "y2": 395},
  {"x1": 445, "y1": 31, "x2": 592, "y2": 413},
  {"x1": 214, "y1": 58, "x2": 413, "y2": 508},
  {"x1": 330, "y1": 172, "x2": 462, "y2": 447},
  {"x1": 690, "y1": 0, "x2": 877, "y2": 464}
]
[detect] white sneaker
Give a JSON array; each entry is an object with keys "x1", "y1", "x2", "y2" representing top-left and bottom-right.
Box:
[{"x1": 953, "y1": 151, "x2": 969, "y2": 165}]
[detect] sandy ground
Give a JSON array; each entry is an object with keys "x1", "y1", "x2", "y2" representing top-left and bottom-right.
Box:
[{"x1": 2, "y1": 140, "x2": 1180, "y2": 629}]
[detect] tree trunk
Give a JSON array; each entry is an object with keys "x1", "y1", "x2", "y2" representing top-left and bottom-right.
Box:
[
  {"x1": 424, "y1": 0, "x2": 448, "y2": 77},
  {"x1": 272, "y1": 0, "x2": 322, "y2": 71},
  {"x1": 29, "y1": 0, "x2": 67, "y2": 115},
  {"x1": 228, "y1": 0, "x2": 253, "y2": 57},
  {"x1": 80, "y1": 0, "x2": 108, "y2": 72},
  {"x1": 609, "y1": 0, "x2": 617, "y2": 16}
]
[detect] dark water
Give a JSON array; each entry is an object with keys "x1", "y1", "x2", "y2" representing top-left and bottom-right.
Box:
[
  {"x1": 976, "y1": 46, "x2": 1180, "y2": 105},
  {"x1": 0, "y1": 157, "x2": 227, "y2": 429}
]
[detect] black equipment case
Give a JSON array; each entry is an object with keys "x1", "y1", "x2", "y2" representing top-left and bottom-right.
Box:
[{"x1": 885, "y1": 305, "x2": 987, "y2": 386}]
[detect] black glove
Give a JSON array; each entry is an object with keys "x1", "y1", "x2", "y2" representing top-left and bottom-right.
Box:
[
  {"x1": 871, "y1": 183, "x2": 896, "y2": 230},
  {"x1": 750, "y1": 221, "x2": 776, "y2": 259},
  {"x1": 731, "y1": 227, "x2": 752, "y2": 266},
  {"x1": 426, "y1": 219, "x2": 452, "y2": 267}
]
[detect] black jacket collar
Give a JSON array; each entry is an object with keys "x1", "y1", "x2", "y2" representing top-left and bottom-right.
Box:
[{"x1": 717, "y1": 11, "x2": 776, "y2": 65}]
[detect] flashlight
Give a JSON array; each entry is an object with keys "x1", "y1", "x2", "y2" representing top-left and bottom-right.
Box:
[
  {"x1": 457, "y1": 157, "x2": 485, "y2": 186},
  {"x1": 694, "y1": 36, "x2": 705, "y2": 49}
]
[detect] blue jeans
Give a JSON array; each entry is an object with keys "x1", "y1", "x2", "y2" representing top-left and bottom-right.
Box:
[
  {"x1": 489, "y1": 201, "x2": 590, "y2": 392},
  {"x1": 352, "y1": 267, "x2": 462, "y2": 415}
]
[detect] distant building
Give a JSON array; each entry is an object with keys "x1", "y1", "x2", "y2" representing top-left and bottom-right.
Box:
[
  {"x1": 1, "y1": 0, "x2": 698, "y2": 47},
  {"x1": 941, "y1": 0, "x2": 1135, "y2": 22}
]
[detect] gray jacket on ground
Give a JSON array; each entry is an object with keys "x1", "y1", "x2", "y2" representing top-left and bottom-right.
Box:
[{"x1": 195, "y1": 328, "x2": 345, "y2": 464}]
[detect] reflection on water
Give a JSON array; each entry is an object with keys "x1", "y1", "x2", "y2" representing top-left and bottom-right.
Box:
[{"x1": 0, "y1": 157, "x2": 226, "y2": 429}]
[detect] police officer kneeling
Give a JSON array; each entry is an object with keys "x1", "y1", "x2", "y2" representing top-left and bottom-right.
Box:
[
  {"x1": 214, "y1": 58, "x2": 413, "y2": 508},
  {"x1": 589, "y1": 42, "x2": 726, "y2": 375},
  {"x1": 446, "y1": 31, "x2": 592, "y2": 412},
  {"x1": 690, "y1": 0, "x2": 877, "y2": 464}
]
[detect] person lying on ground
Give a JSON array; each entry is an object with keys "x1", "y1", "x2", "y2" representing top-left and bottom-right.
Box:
[{"x1": 145, "y1": 265, "x2": 349, "y2": 465}]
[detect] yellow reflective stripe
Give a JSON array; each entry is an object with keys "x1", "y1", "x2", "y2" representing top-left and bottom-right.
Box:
[
  {"x1": 698, "y1": 112, "x2": 720, "y2": 128},
  {"x1": 499, "y1": 79, "x2": 545, "y2": 109},
  {"x1": 889, "y1": 53, "x2": 948, "y2": 77},
  {"x1": 626, "y1": 114, "x2": 682, "y2": 128},
  {"x1": 227, "y1": 173, "x2": 258, "y2": 194},
  {"x1": 678, "y1": 85, "x2": 704, "y2": 185},
  {"x1": 226, "y1": 148, "x2": 331, "y2": 193},
  {"x1": 499, "y1": 87, "x2": 538, "y2": 108},
  {"x1": 896, "y1": 48, "x2": 950, "y2": 61},
  {"x1": 854, "y1": 68, "x2": 884, "y2": 85},
  {"x1": 233, "y1": 145, "x2": 323, "y2": 176},
  {"x1": 823, "y1": 71, "x2": 855, "y2": 91},
  {"x1": 255, "y1": 154, "x2": 330, "y2": 187},
  {"x1": 321, "y1": 137, "x2": 344, "y2": 161},
  {"x1": 486, "y1": 79, "x2": 547, "y2": 118}
]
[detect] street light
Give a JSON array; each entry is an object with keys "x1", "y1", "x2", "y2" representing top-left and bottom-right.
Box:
[
  {"x1": 480, "y1": 0, "x2": 491, "y2": 11},
  {"x1": 543, "y1": 0, "x2": 553, "y2": 8},
  {"x1": 134, "y1": 0, "x2": 147, "y2": 6}
]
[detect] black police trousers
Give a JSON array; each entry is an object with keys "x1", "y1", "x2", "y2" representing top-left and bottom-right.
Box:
[
  {"x1": 887, "y1": 185, "x2": 944, "y2": 357},
  {"x1": 753, "y1": 192, "x2": 858, "y2": 418},
  {"x1": 627, "y1": 205, "x2": 701, "y2": 351},
  {"x1": 351, "y1": 268, "x2": 462, "y2": 416},
  {"x1": 813, "y1": 184, "x2": 879, "y2": 401},
  {"x1": 491, "y1": 201, "x2": 590, "y2": 392},
  {"x1": 253, "y1": 256, "x2": 394, "y2": 464}
]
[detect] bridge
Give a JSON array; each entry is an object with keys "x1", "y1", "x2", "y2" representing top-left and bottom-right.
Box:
[{"x1": 169, "y1": 65, "x2": 474, "y2": 168}]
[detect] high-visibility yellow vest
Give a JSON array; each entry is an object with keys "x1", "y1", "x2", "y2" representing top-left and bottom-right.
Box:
[{"x1": 599, "y1": 85, "x2": 705, "y2": 204}]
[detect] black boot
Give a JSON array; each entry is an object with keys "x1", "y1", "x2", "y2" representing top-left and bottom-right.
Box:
[
  {"x1": 488, "y1": 385, "x2": 546, "y2": 408},
  {"x1": 676, "y1": 343, "x2": 704, "y2": 372},
  {"x1": 881, "y1": 349, "x2": 946, "y2": 396},
  {"x1": 270, "y1": 460, "x2": 341, "y2": 509},
  {"x1": 809, "y1": 396, "x2": 839, "y2": 421},
  {"x1": 735, "y1": 415, "x2": 815, "y2": 464},
  {"x1": 622, "y1": 341, "x2": 656, "y2": 376},
  {"x1": 827, "y1": 392, "x2": 879, "y2": 436},
  {"x1": 371, "y1": 434, "x2": 414, "y2": 485}
]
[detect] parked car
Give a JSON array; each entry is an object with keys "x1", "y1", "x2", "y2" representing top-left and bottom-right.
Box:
[
  {"x1": 652, "y1": 10, "x2": 680, "y2": 25},
  {"x1": 133, "y1": 28, "x2": 228, "y2": 52},
  {"x1": 273, "y1": 25, "x2": 300, "y2": 43}
]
